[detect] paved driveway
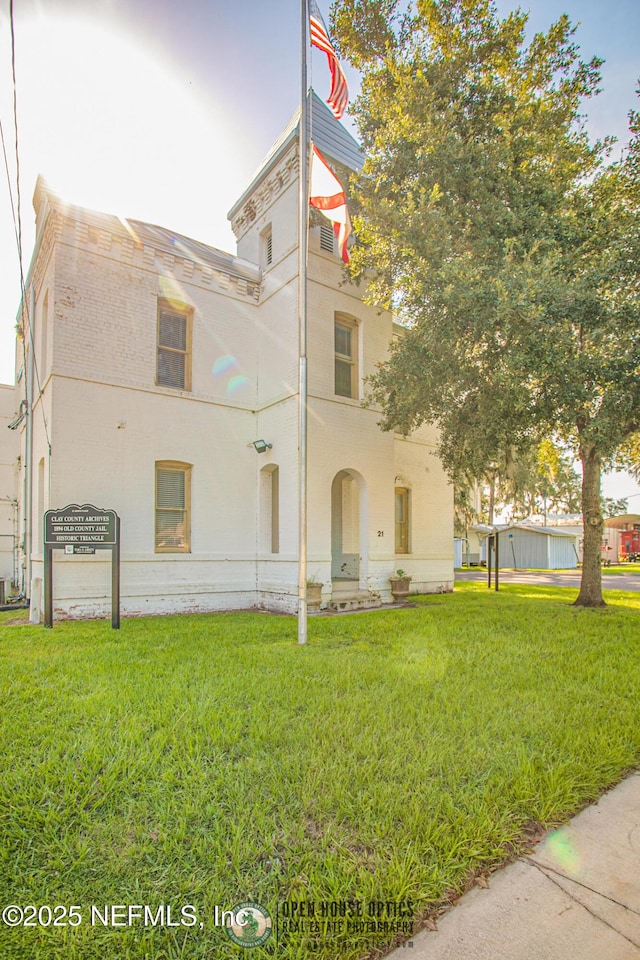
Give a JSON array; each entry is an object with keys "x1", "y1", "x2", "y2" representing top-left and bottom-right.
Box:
[{"x1": 455, "y1": 568, "x2": 640, "y2": 592}]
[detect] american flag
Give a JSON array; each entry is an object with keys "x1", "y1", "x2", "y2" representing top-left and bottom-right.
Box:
[{"x1": 309, "y1": 0, "x2": 349, "y2": 120}]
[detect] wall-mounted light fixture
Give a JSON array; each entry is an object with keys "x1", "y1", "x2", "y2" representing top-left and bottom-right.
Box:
[
  {"x1": 251, "y1": 439, "x2": 272, "y2": 454},
  {"x1": 7, "y1": 401, "x2": 26, "y2": 430}
]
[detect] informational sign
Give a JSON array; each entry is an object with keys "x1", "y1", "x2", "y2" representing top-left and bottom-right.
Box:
[
  {"x1": 43, "y1": 503, "x2": 120, "y2": 629},
  {"x1": 45, "y1": 506, "x2": 117, "y2": 547}
]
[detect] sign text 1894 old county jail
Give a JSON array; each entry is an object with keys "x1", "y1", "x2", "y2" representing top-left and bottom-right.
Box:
[{"x1": 43, "y1": 503, "x2": 120, "y2": 629}]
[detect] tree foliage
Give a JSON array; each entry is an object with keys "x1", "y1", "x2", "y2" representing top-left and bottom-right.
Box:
[
  {"x1": 493, "y1": 439, "x2": 583, "y2": 521},
  {"x1": 454, "y1": 439, "x2": 583, "y2": 531},
  {"x1": 616, "y1": 432, "x2": 640, "y2": 482},
  {"x1": 333, "y1": 0, "x2": 640, "y2": 605},
  {"x1": 603, "y1": 497, "x2": 629, "y2": 519}
]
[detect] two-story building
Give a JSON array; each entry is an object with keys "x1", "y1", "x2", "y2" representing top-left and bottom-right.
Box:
[
  {"x1": 6, "y1": 93, "x2": 453, "y2": 619},
  {"x1": 0, "y1": 384, "x2": 19, "y2": 600}
]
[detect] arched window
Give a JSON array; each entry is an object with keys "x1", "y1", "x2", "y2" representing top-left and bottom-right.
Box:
[
  {"x1": 156, "y1": 300, "x2": 192, "y2": 391},
  {"x1": 261, "y1": 224, "x2": 273, "y2": 267},
  {"x1": 40, "y1": 291, "x2": 49, "y2": 376},
  {"x1": 334, "y1": 313, "x2": 358, "y2": 399},
  {"x1": 395, "y1": 487, "x2": 410, "y2": 554},
  {"x1": 260, "y1": 464, "x2": 279, "y2": 554},
  {"x1": 155, "y1": 461, "x2": 191, "y2": 552},
  {"x1": 36, "y1": 458, "x2": 45, "y2": 552}
]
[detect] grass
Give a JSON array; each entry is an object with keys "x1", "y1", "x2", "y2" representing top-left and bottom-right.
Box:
[
  {"x1": 456, "y1": 563, "x2": 640, "y2": 575},
  {"x1": 1, "y1": 581, "x2": 639, "y2": 960},
  {"x1": 599, "y1": 562, "x2": 640, "y2": 575}
]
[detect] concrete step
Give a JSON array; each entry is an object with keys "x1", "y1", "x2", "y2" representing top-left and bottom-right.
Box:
[
  {"x1": 324, "y1": 590, "x2": 382, "y2": 613},
  {"x1": 331, "y1": 579, "x2": 360, "y2": 593}
]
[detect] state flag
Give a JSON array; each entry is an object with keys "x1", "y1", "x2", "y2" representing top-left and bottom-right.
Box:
[{"x1": 309, "y1": 144, "x2": 352, "y2": 263}]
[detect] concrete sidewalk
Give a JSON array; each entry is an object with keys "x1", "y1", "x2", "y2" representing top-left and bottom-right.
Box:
[
  {"x1": 390, "y1": 770, "x2": 640, "y2": 960},
  {"x1": 454, "y1": 568, "x2": 640, "y2": 591}
]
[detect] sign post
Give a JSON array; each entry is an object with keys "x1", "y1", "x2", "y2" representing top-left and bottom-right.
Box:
[
  {"x1": 486, "y1": 529, "x2": 500, "y2": 592},
  {"x1": 43, "y1": 503, "x2": 120, "y2": 628}
]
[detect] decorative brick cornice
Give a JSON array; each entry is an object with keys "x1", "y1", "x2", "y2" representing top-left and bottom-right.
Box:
[
  {"x1": 41, "y1": 206, "x2": 262, "y2": 304},
  {"x1": 230, "y1": 147, "x2": 298, "y2": 241},
  {"x1": 32, "y1": 210, "x2": 64, "y2": 293}
]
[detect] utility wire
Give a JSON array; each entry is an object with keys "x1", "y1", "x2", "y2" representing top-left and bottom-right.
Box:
[
  {"x1": 0, "y1": 116, "x2": 20, "y2": 257},
  {"x1": 3, "y1": 0, "x2": 51, "y2": 454},
  {"x1": 9, "y1": 0, "x2": 25, "y2": 303},
  {"x1": 5, "y1": 0, "x2": 28, "y2": 385}
]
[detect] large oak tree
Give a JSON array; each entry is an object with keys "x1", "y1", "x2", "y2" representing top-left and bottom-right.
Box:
[{"x1": 333, "y1": 0, "x2": 640, "y2": 605}]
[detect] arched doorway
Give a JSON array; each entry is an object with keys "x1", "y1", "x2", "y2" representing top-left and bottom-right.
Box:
[{"x1": 331, "y1": 470, "x2": 367, "y2": 584}]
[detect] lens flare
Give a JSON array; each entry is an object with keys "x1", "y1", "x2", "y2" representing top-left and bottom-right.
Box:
[
  {"x1": 545, "y1": 829, "x2": 582, "y2": 876},
  {"x1": 213, "y1": 355, "x2": 237, "y2": 377},
  {"x1": 227, "y1": 375, "x2": 250, "y2": 393},
  {"x1": 159, "y1": 274, "x2": 188, "y2": 307}
]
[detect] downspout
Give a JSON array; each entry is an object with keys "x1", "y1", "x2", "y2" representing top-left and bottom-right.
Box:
[
  {"x1": 12, "y1": 497, "x2": 19, "y2": 587},
  {"x1": 24, "y1": 283, "x2": 35, "y2": 601}
]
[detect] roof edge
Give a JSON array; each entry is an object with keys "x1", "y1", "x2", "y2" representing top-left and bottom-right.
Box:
[{"x1": 228, "y1": 90, "x2": 362, "y2": 223}]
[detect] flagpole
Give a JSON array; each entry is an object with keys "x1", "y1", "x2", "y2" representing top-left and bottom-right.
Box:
[{"x1": 297, "y1": 0, "x2": 309, "y2": 644}]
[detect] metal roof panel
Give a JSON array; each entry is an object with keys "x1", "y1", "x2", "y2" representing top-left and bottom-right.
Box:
[{"x1": 228, "y1": 89, "x2": 362, "y2": 220}]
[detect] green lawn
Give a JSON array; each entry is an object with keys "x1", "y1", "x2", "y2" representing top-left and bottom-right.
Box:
[
  {"x1": 1, "y1": 582, "x2": 639, "y2": 960},
  {"x1": 600, "y1": 562, "x2": 640, "y2": 575},
  {"x1": 455, "y1": 564, "x2": 640, "y2": 574}
]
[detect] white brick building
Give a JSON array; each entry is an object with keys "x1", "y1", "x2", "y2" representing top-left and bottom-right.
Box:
[
  {"x1": 0, "y1": 384, "x2": 19, "y2": 598},
  {"x1": 5, "y1": 95, "x2": 453, "y2": 619}
]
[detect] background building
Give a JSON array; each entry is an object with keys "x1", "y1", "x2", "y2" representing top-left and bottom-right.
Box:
[
  {"x1": 471, "y1": 523, "x2": 580, "y2": 570},
  {"x1": 605, "y1": 515, "x2": 640, "y2": 562}
]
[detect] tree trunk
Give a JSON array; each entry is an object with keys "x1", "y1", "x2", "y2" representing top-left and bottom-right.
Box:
[{"x1": 574, "y1": 441, "x2": 606, "y2": 608}]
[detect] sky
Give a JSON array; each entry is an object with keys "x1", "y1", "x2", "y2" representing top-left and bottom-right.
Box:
[{"x1": 0, "y1": 0, "x2": 638, "y2": 502}]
